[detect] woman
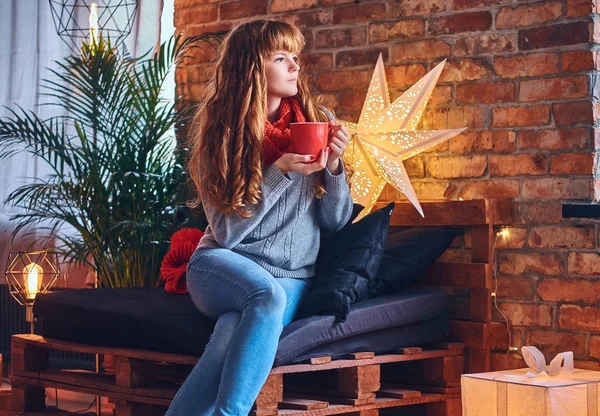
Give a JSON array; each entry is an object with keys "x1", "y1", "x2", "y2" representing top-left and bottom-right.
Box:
[{"x1": 165, "y1": 19, "x2": 354, "y2": 415}]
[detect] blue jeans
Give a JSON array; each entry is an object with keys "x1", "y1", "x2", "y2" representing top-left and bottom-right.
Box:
[{"x1": 164, "y1": 247, "x2": 312, "y2": 416}]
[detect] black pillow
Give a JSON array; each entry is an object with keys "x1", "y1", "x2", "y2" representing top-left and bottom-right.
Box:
[
  {"x1": 366, "y1": 226, "x2": 463, "y2": 299},
  {"x1": 297, "y1": 201, "x2": 394, "y2": 323}
]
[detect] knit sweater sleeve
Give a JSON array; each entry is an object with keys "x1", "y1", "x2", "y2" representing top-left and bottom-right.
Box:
[
  {"x1": 317, "y1": 160, "x2": 353, "y2": 233},
  {"x1": 201, "y1": 163, "x2": 293, "y2": 249}
]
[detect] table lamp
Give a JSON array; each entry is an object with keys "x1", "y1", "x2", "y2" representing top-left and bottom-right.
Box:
[{"x1": 5, "y1": 251, "x2": 60, "y2": 334}]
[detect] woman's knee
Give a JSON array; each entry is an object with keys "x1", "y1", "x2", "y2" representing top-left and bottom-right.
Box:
[{"x1": 246, "y1": 280, "x2": 287, "y2": 315}]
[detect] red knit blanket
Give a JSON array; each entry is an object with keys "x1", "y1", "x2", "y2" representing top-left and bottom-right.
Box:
[{"x1": 160, "y1": 228, "x2": 204, "y2": 294}]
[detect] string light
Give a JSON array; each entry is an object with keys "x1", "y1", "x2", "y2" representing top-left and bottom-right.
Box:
[{"x1": 492, "y1": 226, "x2": 519, "y2": 369}]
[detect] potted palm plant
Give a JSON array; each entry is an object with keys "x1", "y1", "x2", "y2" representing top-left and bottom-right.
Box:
[{"x1": 0, "y1": 31, "x2": 225, "y2": 288}]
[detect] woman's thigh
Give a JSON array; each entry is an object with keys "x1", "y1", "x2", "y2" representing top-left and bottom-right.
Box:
[
  {"x1": 186, "y1": 247, "x2": 286, "y2": 320},
  {"x1": 276, "y1": 277, "x2": 312, "y2": 326}
]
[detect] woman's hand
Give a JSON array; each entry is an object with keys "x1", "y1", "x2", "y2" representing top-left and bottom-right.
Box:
[
  {"x1": 326, "y1": 120, "x2": 350, "y2": 174},
  {"x1": 275, "y1": 148, "x2": 328, "y2": 175}
]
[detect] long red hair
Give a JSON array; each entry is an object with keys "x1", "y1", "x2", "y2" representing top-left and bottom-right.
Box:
[{"x1": 187, "y1": 19, "x2": 354, "y2": 219}]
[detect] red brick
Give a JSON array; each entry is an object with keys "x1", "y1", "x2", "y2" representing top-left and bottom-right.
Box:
[
  {"x1": 499, "y1": 252, "x2": 564, "y2": 275},
  {"x1": 333, "y1": 3, "x2": 386, "y2": 25},
  {"x1": 301, "y1": 53, "x2": 333, "y2": 71},
  {"x1": 369, "y1": 21, "x2": 425, "y2": 43},
  {"x1": 438, "y1": 59, "x2": 492, "y2": 83},
  {"x1": 591, "y1": 336, "x2": 600, "y2": 359},
  {"x1": 456, "y1": 179, "x2": 520, "y2": 199},
  {"x1": 389, "y1": 0, "x2": 446, "y2": 17},
  {"x1": 514, "y1": 201, "x2": 565, "y2": 224},
  {"x1": 496, "y1": 2, "x2": 563, "y2": 30},
  {"x1": 492, "y1": 105, "x2": 550, "y2": 128},
  {"x1": 426, "y1": 156, "x2": 487, "y2": 178},
  {"x1": 495, "y1": 303, "x2": 552, "y2": 327},
  {"x1": 522, "y1": 178, "x2": 590, "y2": 199},
  {"x1": 519, "y1": 21, "x2": 590, "y2": 51},
  {"x1": 220, "y1": 0, "x2": 266, "y2": 20},
  {"x1": 558, "y1": 304, "x2": 600, "y2": 331},
  {"x1": 519, "y1": 128, "x2": 589, "y2": 151},
  {"x1": 404, "y1": 156, "x2": 425, "y2": 178},
  {"x1": 175, "y1": 0, "x2": 219, "y2": 9},
  {"x1": 457, "y1": 82, "x2": 516, "y2": 104},
  {"x1": 428, "y1": 106, "x2": 485, "y2": 129},
  {"x1": 529, "y1": 226, "x2": 594, "y2": 249},
  {"x1": 538, "y1": 277, "x2": 600, "y2": 303},
  {"x1": 451, "y1": 130, "x2": 517, "y2": 154},
  {"x1": 496, "y1": 228, "x2": 527, "y2": 249},
  {"x1": 520, "y1": 76, "x2": 588, "y2": 102},
  {"x1": 385, "y1": 65, "x2": 428, "y2": 89},
  {"x1": 336, "y1": 47, "x2": 389, "y2": 68},
  {"x1": 391, "y1": 40, "x2": 451, "y2": 63},
  {"x1": 339, "y1": 91, "x2": 366, "y2": 111},
  {"x1": 575, "y1": 359, "x2": 600, "y2": 371},
  {"x1": 566, "y1": 0, "x2": 597, "y2": 17},
  {"x1": 494, "y1": 53, "x2": 559, "y2": 79},
  {"x1": 490, "y1": 352, "x2": 526, "y2": 371},
  {"x1": 489, "y1": 154, "x2": 546, "y2": 176},
  {"x1": 315, "y1": 27, "x2": 366, "y2": 49},
  {"x1": 411, "y1": 181, "x2": 455, "y2": 200},
  {"x1": 316, "y1": 70, "x2": 370, "y2": 91},
  {"x1": 321, "y1": 0, "x2": 355, "y2": 5},
  {"x1": 451, "y1": 0, "x2": 511, "y2": 10},
  {"x1": 569, "y1": 253, "x2": 600, "y2": 275},
  {"x1": 550, "y1": 152, "x2": 594, "y2": 175},
  {"x1": 496, "y1": 275, "x2": 534, "y2": 299},
  {"x1": 429, "y1": 11, "x2": 492, "y2": 35},
  {"x1": 185, "y1": 22, "x2": 233, "y2": 37},
  {"x1": 270, "y1": 0, "x2": 318, "y2": 13},
  {"x1": 562, "y1": 50, "x2": 596, "y2": 72},
  {"x1": 553, "y1": 101, "x2": 595, "y2": 126},
  {"x1": 454, "y1": 34, "x2": 517, "y2": 57},
  {"x1": 526, "y1": 329, "x2": 587, "y2": 360},
  {"x1": 174, "y1": 4, "x2": 218, "y2": 27},
  {"x1": 280, "y1": 9, "x2": 332, "y2": 28}
]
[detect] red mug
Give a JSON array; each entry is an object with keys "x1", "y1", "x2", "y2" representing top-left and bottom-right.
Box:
[{"x1": 290, "y1": 122, "x2": 333, "y2": 158}]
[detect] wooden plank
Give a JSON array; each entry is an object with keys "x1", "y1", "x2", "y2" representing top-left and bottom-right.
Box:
[
  {"x1": 448, "y1": 320, "x2": 489, "y2": 350},
  {"x1": 417, "y1": 262, "x2": 489, "y2": 289},
  {"x1": 395, "y1": 347, "x2": 422, "y2": 355},
  {"x1": 279, "y1": 396, "x2": 329, "y2": 410},
  {"x1": 271, "y1": 349, "x2": 463, "y2": 375},
  {"x1": 469, "y1": 288, "x2": 492, "y2": 323},
  {"x1": 490, "y1": 199, "x2": 514, "y2": 225},
  {"x1": 115, "y1": 356, "x2": 158, "y2": 388},
  {"x1": 274, "y1": 393, "x2": 455, "y2": 415},
  {"x1": 349, "y1": 352, "x2": 375, "y2": 360},
  {"x1": 381, "y1": 382, "x2": 460, "y2": 395},
  {"x1": 12, "y1": 334, "x2": 199, "y2": 367},
  {"x1": 471, "y1": 225, "x2": 492, "y2": 264},
  {"x1": 11, "y1": 374, "x2": 172, "y2": 407},
  {"x1": 375, "y1": 200, "x2": 489, "y2": 226},
  {"x1": 254, "y1": 373, "x2": 283, "y2": 408},
  {"x1": 430, "y1": 343, "x2": 465, "y2": 353},
  {"x1": 303, "y1": 356, "x2": 332, "y2": 365},
  {"x1": 287, "y1": 392, "x2": 376, "y2": 406},
  {"x1": 13, "y1": 369, "x2": 176, "y2": 401},
  {"x1": 377, "y1": 388, "x2": 421, "y2": 399}
]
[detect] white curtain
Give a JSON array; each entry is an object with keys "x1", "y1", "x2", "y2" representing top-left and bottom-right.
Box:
[{"x1": 0, "y1": 0, "x2": 163, "y2": 285}]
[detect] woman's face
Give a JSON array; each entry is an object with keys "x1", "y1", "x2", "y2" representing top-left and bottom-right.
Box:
[{"x1": 265, "y1": 50, "x2": 300, "y2": 99}]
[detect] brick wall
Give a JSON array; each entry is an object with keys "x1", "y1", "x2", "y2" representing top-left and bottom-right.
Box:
[{"x1": 173, "y1": 0, "x2": 600, "y2": 370}]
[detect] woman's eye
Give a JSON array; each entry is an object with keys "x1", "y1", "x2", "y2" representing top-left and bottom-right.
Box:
[{"x1": 275, "y1": 57, "x2": 298, "y2": 62}]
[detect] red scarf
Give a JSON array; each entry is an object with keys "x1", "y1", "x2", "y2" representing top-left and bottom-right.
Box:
[{"x1": 263, "y1": 96, "x2": 306, "y2": 166}]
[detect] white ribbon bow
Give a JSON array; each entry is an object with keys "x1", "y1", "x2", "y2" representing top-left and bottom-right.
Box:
[{"x1": 521, "y1": 346, "x2": 574, "y2": 377}]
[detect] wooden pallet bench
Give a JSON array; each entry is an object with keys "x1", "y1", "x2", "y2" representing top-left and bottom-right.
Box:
[
  {"x1": 10, "y1": 334, "x2": 464, "y2": 416},
  {"x1": 8, "y1": 198, "x2": 513, "y2": 416}
]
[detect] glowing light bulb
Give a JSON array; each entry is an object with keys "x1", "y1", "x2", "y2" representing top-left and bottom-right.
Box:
[
  {"x1": 89, "y1": 3, "x2": 98, "y2": 45},
  {"x1": 23, "y1": 263, "x2": 43, "y2": 300}
]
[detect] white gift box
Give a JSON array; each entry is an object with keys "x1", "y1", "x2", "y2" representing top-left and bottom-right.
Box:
[{"x1": 461, "y1": 347, "x2": 600, "y2": 416}]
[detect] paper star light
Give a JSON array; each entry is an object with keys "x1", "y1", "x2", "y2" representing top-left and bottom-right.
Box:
[{"x1": 337, "y1": 53, "x2": 467, "y2": 221}]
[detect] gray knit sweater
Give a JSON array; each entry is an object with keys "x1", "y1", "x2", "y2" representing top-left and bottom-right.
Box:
[{"x1": 196, "y1": 158, "x2": 353, "y2": 278}]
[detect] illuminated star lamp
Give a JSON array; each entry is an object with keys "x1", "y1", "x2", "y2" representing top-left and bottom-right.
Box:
[
  {"x1": 337, "y1": 53, "x2": 467, "y2": 221},
  {"x1": 5, "y1": 251, "x2": 60, "y2": 334}
]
